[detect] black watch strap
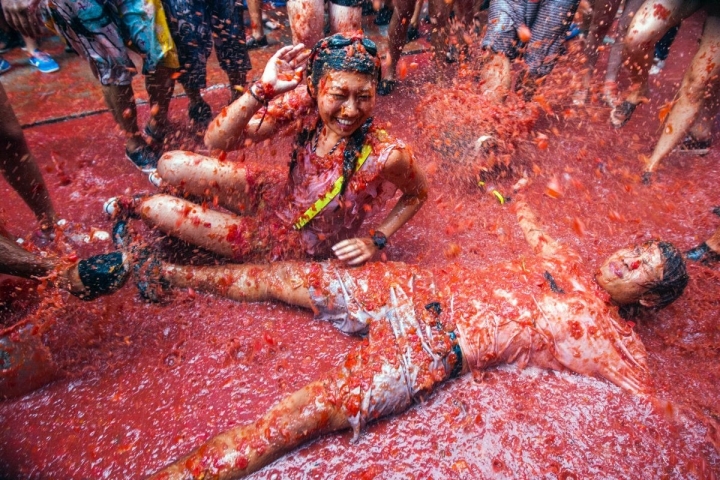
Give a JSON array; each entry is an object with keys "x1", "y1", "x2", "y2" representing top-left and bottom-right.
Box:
[{"x1": 371, "y1": 231, "x2": 387, "y2": 250}]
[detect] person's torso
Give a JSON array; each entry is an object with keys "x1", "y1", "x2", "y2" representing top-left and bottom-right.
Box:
[{"x1": 279, "y1": 128, "x2": 400, "y2": 256}]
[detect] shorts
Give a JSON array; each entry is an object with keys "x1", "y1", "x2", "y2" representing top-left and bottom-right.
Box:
[
  {"x1": 47, "y1": 0, "x2": 179, "y2": 86},
  {"x1": 308, "y1": 262, "x2": 462, "y2": 438},
  {"x1": 161, "y1": 0, "x2": 251, "y2": 90},
  {"x1": 482, "y1": 0, "x2": 580, "y2": 77}
]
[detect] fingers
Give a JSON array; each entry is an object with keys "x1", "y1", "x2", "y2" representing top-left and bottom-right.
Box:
[
  {"x1": 271, "y1": 44, "x2": 296, "y2": 62},
  {"x1": 279, "y1": 43, "x2": 308, "y2": 61},
  {"x1": 332, "y1": 238, "x2": 375, "y2": 265},
  {"x1": 293, "y1": 48, "x2": 312, "y2": 67}
]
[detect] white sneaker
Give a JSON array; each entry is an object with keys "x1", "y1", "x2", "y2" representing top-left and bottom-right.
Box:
[
  {"x1": 148, "y1": 170, "x2": 163, "y2": 187},
  {"x1": 649, "y1": 59, "x2": 665, "y2": 76},
  {"x1": 103, "y1": 197, "x2": 120, "y2": 216}
]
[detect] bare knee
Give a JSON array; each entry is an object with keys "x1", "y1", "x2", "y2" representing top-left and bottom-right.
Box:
[{"x1": 158, "y1": 151, "x2": 203, "y2": 177}]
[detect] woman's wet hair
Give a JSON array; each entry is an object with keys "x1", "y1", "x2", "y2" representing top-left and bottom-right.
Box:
[
  {"x1": 305, "y1": 33, "x2": 381, "y2": 90},
  {"x1": 290, "y1": 34, "x2": 381, "y2": 195},
  {"x1": 620, "y1": 240, "x2": 688, "y2": 317}
]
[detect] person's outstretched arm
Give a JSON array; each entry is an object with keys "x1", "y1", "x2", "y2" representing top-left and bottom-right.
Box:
[
  {"x1": 514, "y1": 199, "x2": 562, "y2": 258},
  {"x1": 204, "y1": 44, "x2": 311, "y2": 150}
]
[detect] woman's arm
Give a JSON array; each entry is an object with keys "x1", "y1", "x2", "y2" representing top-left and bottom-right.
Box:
[
  {"x1": 204, "y1": 44, "x2": 311, "y2": 150},
  {"x1": 332, "y1": 147, "x2": 428, "y2": 265}
]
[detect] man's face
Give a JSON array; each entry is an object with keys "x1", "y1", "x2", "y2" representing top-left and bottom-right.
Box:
[{"x1": 595, "y1": 242, "x2": 665, "y2": 305}]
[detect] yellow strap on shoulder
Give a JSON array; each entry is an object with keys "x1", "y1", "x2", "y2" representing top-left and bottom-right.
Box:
[{"x1": 293, "y1": 144, "x2": 373, "y2": 230}]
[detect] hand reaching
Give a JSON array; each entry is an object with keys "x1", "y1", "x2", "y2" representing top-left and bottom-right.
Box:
[
  {"x1": 332, "y1": 237, "x2": 377, "y2": 266},
  {"x1": 259, "y1": 44, "x2": 312, "y2": 97}
]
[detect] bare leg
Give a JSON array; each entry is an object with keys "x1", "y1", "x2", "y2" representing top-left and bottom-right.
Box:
[
  {"x1": 329, "y1": 3, "x2": 362, "y2": 35},
  {"x1": 160, "y1": 261, "x2": 314, "y2": 308},
  {"x1": 247, "y1": 0, "x2": 265, "y2": 40},
  {"x1": 156, "y1": 151, "x2": 259, "y2": 214},
  {"x1": 384, "y1": 0, "x2": 415, "y2": 83},
  {"x1": 137, "y1": 194, "x2": 257, "y2": 258},
  {"x1": 616, "y1": 0, "x2": 699, "y2": 115},
  {"x1": 145, "y1": 65, "x2": 175, "y2": 138},
  {"x1": 602, "y1": 0, "x2": 646, "y2": 105},
  {"x1": 0, "y1": 83, "x2": 57, "y2": 231},
  {"x1": 574, "y1": 0, "x2": 622, "y2": 105},
  {"x1": 287, "y1": 0, "x2": 325, "y2": 46},
  {"x1": 409, "y1": 0, "x2": 422, "y2": 27},
  {"x1": 687, "y1": 83, "x2": 720, "y2": 143},
  {"x1": 150, "y1": 375, "x2": 350, "y2": 479},
  {"x1": 0, "y1": 234, "x2": 91, "y2": 293},
  {"x1": 427, "y1": 0, "x2": 453, "y2": 62},
  {"x1": 101, "y1": 84, "x2": 146, "y2": 154},
  {"x1": 644, "y1": 15, "x2": 720, "y2": 176}
]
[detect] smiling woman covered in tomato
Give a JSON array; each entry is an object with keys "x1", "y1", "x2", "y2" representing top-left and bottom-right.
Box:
[{"x1": 104, "y1": 34, "x2": 428, "y2": 266}]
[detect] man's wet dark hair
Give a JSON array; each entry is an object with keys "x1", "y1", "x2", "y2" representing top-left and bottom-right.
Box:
[
  {"x1": 618, "y1": 241, "x2": 688, "y2": 318},
  {"x1": 290, "y1": 34, "x2": 381, "y2": 196},
  {"x1": 633, "y1": 241, "x2": 688, "y2": 314}
]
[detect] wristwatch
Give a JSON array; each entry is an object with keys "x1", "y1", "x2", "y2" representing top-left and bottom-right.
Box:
[{"x1": 371, "y1": 231, "x2": 387, "y2": 250}]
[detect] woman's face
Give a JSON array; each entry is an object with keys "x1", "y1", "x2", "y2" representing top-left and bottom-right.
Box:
[
  {"x1": 315, "y1": 70, "x2": 376, "y2": 138},
  {"x1": 595, "y1": 242, "x2": 665, "y2": 305}
]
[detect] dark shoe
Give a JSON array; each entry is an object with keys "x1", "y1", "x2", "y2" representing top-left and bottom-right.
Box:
[
  {"x1": 0, "y1": 30, "x2": 23, "y2": 53},
  {"x1": 407, "y1": 25, "x2": 420, "y2": 41},
  {"x1": 685, "y1": 243, "x2": 720, "y2": 266},
  {"x1": 374, "y1": 6, "x2": 393, "y2": 25},
  {"x1": 134, "y1": 250, "x2": 170, "y2": 302},
  {"x1": 246, "y1": 35, "x2": 268, "y2": 50},
  {"x1": 126, "y1": 145, "x2": 159, "y2": 173},
  {"x1": 188, "y1": 99, "x2": 213, "y2": 130},
  {"x1": 610, "y1": 100, "x2": 639, "y2": 128},
  {"x1": 73, "y1": 252, "x2": 130, "y2": 300},
  {"x1": 377, "y1": 79, "x2": 396, "y2": 96},
  {"x1": 677, "y1": 135, "x2": 711, "y2": 156}
]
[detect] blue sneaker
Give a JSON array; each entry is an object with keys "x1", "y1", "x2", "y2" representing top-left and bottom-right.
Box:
[
  {"x1": 27, "y1": 50, "x2": 59, "y2": 73},
  {"x1": 0, "y1": 57, "x2": 10, "y2": 74}
]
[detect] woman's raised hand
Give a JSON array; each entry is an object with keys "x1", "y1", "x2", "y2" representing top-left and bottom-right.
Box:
[{"x1": 260, "y1": 44, "x2": 312, "y2": 97}]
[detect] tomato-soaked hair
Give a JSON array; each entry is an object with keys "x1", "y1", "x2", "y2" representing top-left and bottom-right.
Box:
[
  {"x1": 306, "y1": 33, "x2": 381, "y2": 90},
  {"x1": 289, "y1": 34, "x2": 381, "y2": 197},
  {"x1": 645, "y1": 241, "x2": 689, "y2": 309},
  {"x1": 621, "y1": 241, "x2": 688, "y2": 317}
]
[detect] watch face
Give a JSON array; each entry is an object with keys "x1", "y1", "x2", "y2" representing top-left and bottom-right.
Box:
[{"x1": 372, "y1": 232, "x2": 387, "y2": 249}]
